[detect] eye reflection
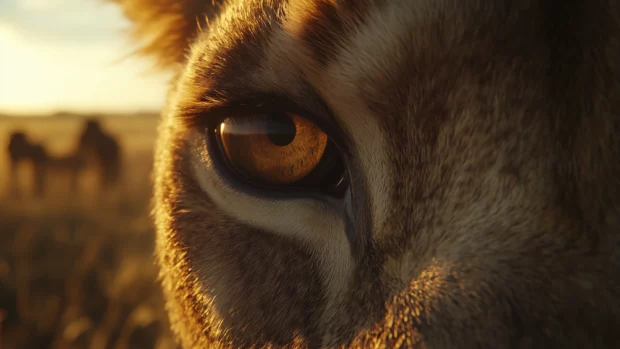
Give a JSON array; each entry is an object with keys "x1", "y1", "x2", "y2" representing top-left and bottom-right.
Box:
[{"x1": 217, "y1": 113, "x2": 328, "y2": 185}]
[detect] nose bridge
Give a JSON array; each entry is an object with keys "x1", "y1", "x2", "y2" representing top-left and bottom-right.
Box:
[
  {"x1": 339, "y1": 117, "x2": 394, "y2": 259},
  {"x1": 367, "y1": 125, "x2": 455, "y2": 291},
  {"x1": 334, "y1": 71, "x2": 448, "y2": 264},
  {"x1": 345, "y1": 142, "x2": 427, "y2": 271}
]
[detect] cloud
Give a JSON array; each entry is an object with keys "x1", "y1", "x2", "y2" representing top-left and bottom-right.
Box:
[
  {"x1": 18, "y1": 0, "x2": 76, "y2": 11},
  {"x1": 0, "y1": 21, "x2": 21, "y2": 43},
  {"x1": 0, "y1": 0, "x2": 170, "y2": 114},
  {"x1": 1, "y1": 0, "x2": 131, "y2": 44}
]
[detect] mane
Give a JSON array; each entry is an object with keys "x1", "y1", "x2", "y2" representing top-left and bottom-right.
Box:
[{"x1": 110, "y1": 0, "x2": 224, "y2": 69}]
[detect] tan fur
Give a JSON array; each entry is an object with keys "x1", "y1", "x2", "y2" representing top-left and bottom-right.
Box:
[{"x1": 113, "y1": 0, "x2": 620, "y2": 348}]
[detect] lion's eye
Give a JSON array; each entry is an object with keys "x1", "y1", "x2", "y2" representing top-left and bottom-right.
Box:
[{"x1": 214, "y1": 112, "x2": 346, "y2": 195}]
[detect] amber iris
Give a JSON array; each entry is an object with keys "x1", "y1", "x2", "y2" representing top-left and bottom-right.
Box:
[{"x1": 218, "y1": 113, "x2": 328, "y2": 185}]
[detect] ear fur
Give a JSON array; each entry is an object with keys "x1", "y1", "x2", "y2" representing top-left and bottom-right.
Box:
[{"x1": 111, "y1": 0, "x2": 224, "y2": 69}]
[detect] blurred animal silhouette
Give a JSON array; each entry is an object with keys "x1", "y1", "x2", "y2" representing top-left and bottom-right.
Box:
[
  {"x1": 44, "y1": 153, "x2": 85, "y2": 194},
  {"x1": 6, "y1": 120, "x2": 121, "y2": 199},
  {"x1": 75, "y1": 119, "x2": 122, "y2": 192},
  {"x1": 7, "y1": 131, "x2": 48, "y2": 197}
]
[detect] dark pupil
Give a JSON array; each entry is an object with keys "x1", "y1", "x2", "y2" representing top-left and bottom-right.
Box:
[{"x1": 266, "y1": 114, "x2": 296, "y2": 146}]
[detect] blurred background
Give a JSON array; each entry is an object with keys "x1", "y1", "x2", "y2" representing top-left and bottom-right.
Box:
[{"x1": 0, "y1": 0, "x2": 178, "y2": 348}]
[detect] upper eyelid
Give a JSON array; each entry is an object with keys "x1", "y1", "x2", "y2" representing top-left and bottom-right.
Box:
[{"x1": 179, "y1": 93, "x2": 350, "y2": 152}]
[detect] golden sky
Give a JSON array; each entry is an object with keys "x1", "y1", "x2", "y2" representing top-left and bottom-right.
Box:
[{"x1": 0, "y1": 0, "x2": 171, "y2": 115}]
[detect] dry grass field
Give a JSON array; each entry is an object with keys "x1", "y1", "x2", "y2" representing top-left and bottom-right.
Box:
[{"x1": 0, "y1": 115, "x2": 178, "y2": 349}]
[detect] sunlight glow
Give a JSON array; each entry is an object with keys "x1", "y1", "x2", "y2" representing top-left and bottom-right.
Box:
[
  {"x1": 20, "y1": 0, "x2": 70, "y2": 11},
  {"x1": 0, "y1": 1, "x2": 171, "y2": 115}
]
